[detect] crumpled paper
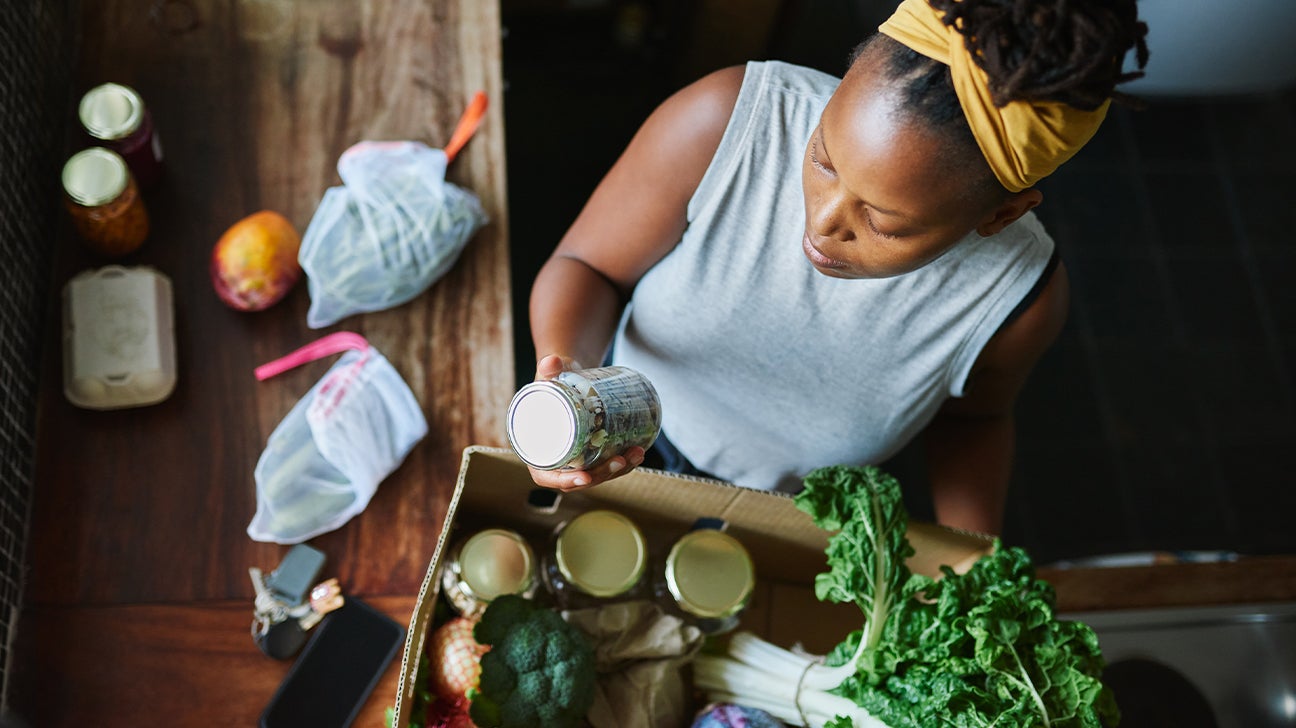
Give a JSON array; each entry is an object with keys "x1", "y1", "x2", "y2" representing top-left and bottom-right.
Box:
[{"x1": 564, "y1": 600, "x2": 705, "y2": 728}]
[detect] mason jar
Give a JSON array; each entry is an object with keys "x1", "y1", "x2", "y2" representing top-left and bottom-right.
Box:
[
  {"x1": 506, "y1": 366, "x2": 661, "y2": 471},
  {"x1": 440, "y1": 528, "x2": 538, "y2": 618},
  {"x1": 543, "y1": 509, "x2": 648, "y2": 608},
  {"x1": 62, "y1": 148, "x2": 149, "y2": 257},
  {"x1": 660, "y1": 526, "x2": 755, "y2": 634},
  {"x1": 79, "y1": 82, "x2": 165, "y2": 188}
]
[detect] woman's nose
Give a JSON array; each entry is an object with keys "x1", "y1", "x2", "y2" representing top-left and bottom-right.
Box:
[{"x1": 808, "y1": 187, "x2": 855, "y2": 242}]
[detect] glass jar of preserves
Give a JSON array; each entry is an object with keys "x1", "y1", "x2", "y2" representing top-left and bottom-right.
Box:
[
  {"x1": 440, "y1": 528, "x2": 538, "y2": 618},
  {"x1": 543, "y1": 509, "x2": 648, "y2": 608},
  {"x1": 659, "y1": 526, "x2": 754, "y2": 634},
  {"x1": 79, "y1": 83, "x2": 164, "y2": 188},
  {"x1": 61, "y1": 148, "x2": 149, "y2": 257},
  {"x1": 507, "y1": 366, "x2": 661, "y2": 471}
]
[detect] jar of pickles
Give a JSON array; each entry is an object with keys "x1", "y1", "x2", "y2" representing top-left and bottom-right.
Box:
[
  {"x1": 79, "y1": 83, "x2": 164, "y2": 188},
  {"x1": 440, "y1": 528, "x2": 538, "y2": 618},
  {"x1": 659, "y1": 525, "x2": 754, "y2": 634},
  {"x1": 61, "y1": 148, "x2": 149, "y2": 257},
  {"x1": 543, "y1": 509, "x2": 648, "y2": 608},
  {"x1": 507, "y1": 366, "x2": 661, "y2": 471}
]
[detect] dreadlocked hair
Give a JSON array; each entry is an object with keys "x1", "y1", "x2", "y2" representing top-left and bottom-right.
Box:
[{"x1": 930, "y1": 0, "x2": 1149, "y2": 110}]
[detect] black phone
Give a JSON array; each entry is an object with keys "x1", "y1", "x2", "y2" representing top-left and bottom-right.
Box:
[{"x1": 260, "y1": 596, "x2": 405, "y2": 728}]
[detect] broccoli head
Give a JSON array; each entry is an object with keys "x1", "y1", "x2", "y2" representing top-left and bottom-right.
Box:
[{"x1": 468, "y1": 594, "x2": 596, "y2": 728}]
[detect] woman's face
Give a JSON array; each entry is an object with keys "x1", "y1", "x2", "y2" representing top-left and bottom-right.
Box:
[{"x1": 801, "y1": 54, "x2": 995, "y2": 279}]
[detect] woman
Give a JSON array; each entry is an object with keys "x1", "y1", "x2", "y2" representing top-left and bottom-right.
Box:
[{"x1": 525, "y1": 0, "x2": 1148, "y2": 534}]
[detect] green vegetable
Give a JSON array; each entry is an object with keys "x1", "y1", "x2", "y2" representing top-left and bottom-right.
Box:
[
  {"x1": 794, "y1": 465, "x2": 1119, "y2": 728},
  {"x1": 468, "y1": 594, "x2": 597, "y2": 728}
]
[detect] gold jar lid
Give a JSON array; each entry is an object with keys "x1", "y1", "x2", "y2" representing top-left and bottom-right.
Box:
[
  {"x1": 79, "y1": 83, "x2": 145, "y2": 141},
  {"x1": 665, "y1": 528, "x2": 754, "y2": 619},
  {"x1": 457, "y1": 529, "x2": 536, "y2": 601},
  {"x1": 62, "y1": 148, "x2": 129, "y2": 207},
  {"x1": 555, "y1": 510, "x2": 646, "y2": 597}
]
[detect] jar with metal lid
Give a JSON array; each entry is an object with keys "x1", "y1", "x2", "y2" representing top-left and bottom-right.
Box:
[
  {"x1": 62, "y1": 148, "x2": 149, "y2": 257},
  {"x1": 507, "y1": 366, "x2": 661, "y2": 472},
  {"x1": 659, "y1": 525, "x2": 755, "y2": 634},
  {"x1": 440, "y1": 528, "x2": 538, "y2": 618},
  {"x1": 543, "y1": 509, "x2": 648, "y2": 608},
  {"x1": 79, "y1": 83, "x2": 164, "y2": 188}
]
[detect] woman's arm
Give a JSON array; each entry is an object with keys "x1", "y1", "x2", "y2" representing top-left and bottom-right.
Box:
[
  {"x1": 526, "y1": 65, "x2": 746, "y2": 491},
  {"x1": 922, "y1": 260, "x2": 1071, "y2": 534}
]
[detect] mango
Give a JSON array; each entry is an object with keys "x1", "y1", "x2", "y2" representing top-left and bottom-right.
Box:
[{"x1": 210, "y1": 210, "x2": 302, "y2": 311}]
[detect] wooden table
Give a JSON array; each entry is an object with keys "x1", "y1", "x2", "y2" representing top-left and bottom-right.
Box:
[{"x1": 10, "y1": 0, "x2": 512, "y2": 724}]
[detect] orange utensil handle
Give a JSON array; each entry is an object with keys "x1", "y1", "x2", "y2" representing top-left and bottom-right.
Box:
[{"x1": 444, "y1": 91, "x2": 488, "y2": 163}]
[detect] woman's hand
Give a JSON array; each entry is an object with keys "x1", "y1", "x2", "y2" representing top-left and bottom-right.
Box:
[{"x1": 524, "y1": 355, "x2": 647, "y2": 492}]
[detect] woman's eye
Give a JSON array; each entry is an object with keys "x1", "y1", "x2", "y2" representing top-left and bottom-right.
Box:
[
  {"x1": 865, "y1": 212, "x2": 898, "y2": 240},
  {"x1": 810, "y1": 139, "x2": 831, "y2": 173}
]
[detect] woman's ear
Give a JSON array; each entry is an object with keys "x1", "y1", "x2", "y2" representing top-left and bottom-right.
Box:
[{"x1": 976, "y1": 188, "x2": 1043, "y2": 237}]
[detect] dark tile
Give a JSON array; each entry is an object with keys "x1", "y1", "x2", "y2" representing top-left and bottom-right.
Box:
[
  {"x1": 1207, "y1": 96, "x2": 1296, "y2": 173},
  {"x1": 1094, "y1": 344, "x2": 1203, "y2": 447},
  {"x1": 1007, "y1": 443, "x2": 1133, "y2": 563},
  {"x1": 1067, "y1": 255, "x2": 1178, "y2": 344},
  {"x1": 1165, "y1": 254, "x2": 1267, "y2": 344},
  {"x1": 1016, "y1": 343, "x2": 1105, "y2": 443},
  {"x1": 1127, "y1": 100, "x2": 1214, "y2": 167},
  {"x1": 1230, "y1": 173, "x2": 1296, "y2": 253},
  {"x1": 1142, "y1": 171, "x2": 1237, "y2": 252},
  {"x1": 1034, "y1": 172, "x2": 1152, "y2": 255},
  {"x1": 1255, "y1": 252, "x2": 1296, "y2": 335},
  {"x1": 1179, "y1": 344, "x2": 1296, "y2": 444},
  {"x1": 1216, "y1": 439, "x2": 1296, "y2": 554},
  {"x1": 1116, "y1": 444, "x2": 1238, "y2": 551}
]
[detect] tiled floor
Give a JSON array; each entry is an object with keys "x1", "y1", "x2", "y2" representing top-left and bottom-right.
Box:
[{"x1": 501, "y1": 4, "x2": 1296, "y2": 564}]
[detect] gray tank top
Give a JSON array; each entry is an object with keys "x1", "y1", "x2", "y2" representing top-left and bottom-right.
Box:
[{"x1": 612, "y1": 60, "x2": 1055, "y2": 492}]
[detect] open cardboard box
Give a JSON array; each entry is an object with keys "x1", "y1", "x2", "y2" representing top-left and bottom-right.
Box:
[{"x1": 391, "y1": 446, "x2": 996, "y2": 725}]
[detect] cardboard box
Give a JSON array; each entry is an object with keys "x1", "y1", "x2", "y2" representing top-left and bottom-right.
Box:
[{"x1": 391, "y1": 446, "x2": 996, "y2": 725}]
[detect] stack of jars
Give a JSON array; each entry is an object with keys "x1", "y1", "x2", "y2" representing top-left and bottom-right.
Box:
[
  {"x1": 440, "y1": 510, "x2": 756, "y2": 635},
  {"x1": 62, "y1": 83, "x2": 165, "y2": 257}
]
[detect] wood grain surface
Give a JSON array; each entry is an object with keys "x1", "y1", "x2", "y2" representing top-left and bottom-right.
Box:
[{"x1": 13, "y1": 0, "x2": 510, "y2": 723}]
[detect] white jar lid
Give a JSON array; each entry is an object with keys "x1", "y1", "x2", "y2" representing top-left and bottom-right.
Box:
[
  {"x1": 79, "y1": 82, "x2": 145, "y2": 141},
  {"x1": 62, "y1": 148, "x2": 129, "y2": 207},
  {"x1": 507, "y1": 382, "x2": 580, "y2": 469}
]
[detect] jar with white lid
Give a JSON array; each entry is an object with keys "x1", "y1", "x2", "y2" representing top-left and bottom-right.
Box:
[
  {"x1": 506, "y1": 366, "x2": 661, "y2": 471},
  {"x1": 62, "y1": 148, "x2": 149, "y2": 257},
  {"x1": 440, "y1": 528, "x2": 538, "y2": 618},
  {"x1": 543, "y1": 509, "x2": 648, "y2": 609},
  {"x1": 79, "y1": 82, "x2": 164, "y2": 188}
]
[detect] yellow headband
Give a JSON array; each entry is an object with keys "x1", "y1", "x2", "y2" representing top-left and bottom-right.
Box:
[{"x1": 878, "y1": 0, "x2": 1109, "y2": 192}]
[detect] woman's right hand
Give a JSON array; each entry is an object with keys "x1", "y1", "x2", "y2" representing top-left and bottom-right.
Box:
[{"x1": 524, "y1": 355, "x2": 646, "y2": 492}]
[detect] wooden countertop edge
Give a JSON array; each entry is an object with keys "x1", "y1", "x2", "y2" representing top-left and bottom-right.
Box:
[{"x1": 1040, "y1": 554, "x2": 1296, "y2": 612}]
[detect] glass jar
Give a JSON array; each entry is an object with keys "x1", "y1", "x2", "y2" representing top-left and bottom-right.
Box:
[
  {"x1": 507, "y1": 366, "x2": 661, "y2": 471},
  {"x1": 543, "y1": 509, "x2": 648, "y2": 609},
  {"x1": 440, "y1": 528, "x2": 538, "y2": 618},
  {"x1": 61, "y1": 148, "x2": 149, "y2": 257},
  {"x1": 79, "y1": 83, "x2": 165, "y2": 188},
  {"x1": 659, "y1": 526, "x2": 754, "y2": 634}
]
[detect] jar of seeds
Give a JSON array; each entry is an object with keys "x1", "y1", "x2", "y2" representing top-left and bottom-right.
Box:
[{"x1": 506, "y1": 366, "x2": 661, "y2": 471}]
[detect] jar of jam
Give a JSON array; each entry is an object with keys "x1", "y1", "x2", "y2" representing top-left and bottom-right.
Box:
[
  {"x1": 543, "y1": 509, "x2": 648, "y2": 608},
  {"x1": 61, "y1": 148, "x2": 149, "y2": 257},
  {"x1": 78, "y1": 83, "x2": 164, "y2": 188},
  {"x1": 659, "y1": 525, "x2": 755, "y2": 634},
  {"x1": 440, "y1": 528, "x2": 538, "y2": 618},
  {"x1": 507, "y1": 366, "x2": 662, "y2": 471}
]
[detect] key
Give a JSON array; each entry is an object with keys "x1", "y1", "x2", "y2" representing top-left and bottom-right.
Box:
[{"x1": 298, "y1": 578, "x2": 345, "y2": 632}]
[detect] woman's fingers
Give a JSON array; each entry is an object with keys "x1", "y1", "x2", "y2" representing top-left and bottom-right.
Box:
[{"x1": 526, "y1": 447, "x2": 647, "y2": 492}]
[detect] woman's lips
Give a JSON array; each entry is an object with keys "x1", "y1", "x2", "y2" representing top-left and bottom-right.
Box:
[{"x1": 803, "y1": 234, "x2": 847, "y2": 269}]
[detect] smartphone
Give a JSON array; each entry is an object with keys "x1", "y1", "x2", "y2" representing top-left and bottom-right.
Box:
[{"x1": 260, "y1": 596, "x2": 404, "y2": 728}]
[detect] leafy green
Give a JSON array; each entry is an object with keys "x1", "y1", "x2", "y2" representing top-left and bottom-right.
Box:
[{"x1": 795, "y1": 465, "x2": 1119, "y2": 728}]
